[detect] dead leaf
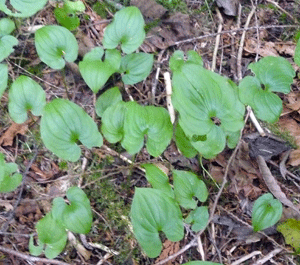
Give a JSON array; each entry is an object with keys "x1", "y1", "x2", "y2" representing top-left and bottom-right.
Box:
[
  {"x1": 155, "y1": 240, "x2": 180, "y2": 264},
  {"x1": 244, "y1": 38, "x2": 279, "y2": 57},
  {"x1": 131, "y1": 0, "x2": 167, "y2": 19},
  {"x1": 285, "y1": 91, "x2": 300, "y2": 112},
  {"x1": 244, "y1": 39, "x2": 296, "y2": 58},
  {"x1": 216, "y1": 0, "x2": 239, "y2": 16},
  {"x1": 0, "y1": 122, "x2": 29, "y2": 146},
  {"x1": 142, "y1": 12, "x2": 197, "y2": 52},
  {"x1": 278, "y1": 116, "x2": 300, "y2": 147},
  {"x1": 228, "y1": 141, "x2": 263, "y2": 199},
  {"x1": 0, "y1": 201, "x2": 13, "y2": 211}
]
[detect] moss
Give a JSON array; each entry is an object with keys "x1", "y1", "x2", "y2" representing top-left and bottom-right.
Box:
[
  {"x1": 84, "y1": 176, "x2": 142, "y2": 263},
  {"x1": 266, "y1": 122, "x2": 297, "y2": 149}
]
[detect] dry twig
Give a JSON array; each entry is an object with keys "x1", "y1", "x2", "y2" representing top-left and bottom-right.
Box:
[{"x1": 0, "y1": 245, "x2": 70, "y2": 265}]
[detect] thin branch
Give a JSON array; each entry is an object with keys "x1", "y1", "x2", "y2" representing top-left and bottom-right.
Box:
[
  {"x1": 0, "y1": 245, "x2": 70, "y2": 265},
  {"x1": 237, "y1": 5, "x2": 256, "y2": 81},
  {"x1": 174, "y1": 24, "x2": 299, "y2": 46},
  {"x1": 211, "y1": 8, "x2": 223, "y2": 72}
]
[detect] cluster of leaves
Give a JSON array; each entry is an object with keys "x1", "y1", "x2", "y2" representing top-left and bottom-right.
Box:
[
  {"x1": 96, "y1": 87, "x2": 172, "y2": 157},
  {"x1": 29, "y1": 187, "x2": 92, "y2": 258},
  {"x1": 131, "y1": 164, "x2": 210, "y2": 258},
  {"x1": 0, "y1": 0, "x2": 300, "y2": 262}
]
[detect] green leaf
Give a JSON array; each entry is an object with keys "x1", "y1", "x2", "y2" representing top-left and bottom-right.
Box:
[
  {"x1": 142, "y1": 164, "x2": 174, "y2": 198},
  {"x1": 277, "y1": 219, "x2": 300, "y2": 253},
  {"x1": 239, "y1": 76, "x2": 283, "y2": 123},
  {"x1": 95, "y1": 86, "x2": 123, "y2": 117},
  {"x1": 248, "y1": 56, "x2": 295, "y2": 94},
  {"x1": 79, "y1": 47, "x2": 121, "y2": 93},
  {"x1": 54, "y1": 7, "x2": 80, "y2": 31},
  {"x1": 29, "y1": 236, "x2": 44, "y2": 257},
  {"x1": 169, "y1": 50, "x2": 203, "y2": 72},
  {"x1": 295, "y1": 38, "x2": 300, "y2": 67},
  {"x1": 171, "y1": 51, "x2": 245, "y2": 159},
  {"x1": 173, "y1": 170, "x2": 208, "y2": 209},
  {"x1": 40, "y1": 98, "x2": 103, "y2": 162},
  {"x1": 0, "y1": 35, "x2": 18, "y2": 62},
  {"x1": 185, "y1": 206, "x2": 209, "y2": 232},
  {"x1": 54, "y1": 1, "x2": 85, "y2": 31},
  {"x1": 0, "y1": 0, "x2": 48, "y2": 17},
  {"x1": 175, "y1": 123, "x2": 198, "y2": 158},
  {"x1": 30, "y1": 226, "x2": 68, "y2": 259},
  {"x1": 182, "y1": 262, "x2": 222, "y2": 265},
  {"x1": 120, "y1": 53, "x2": 154, "y2": 85},
  {"x1": 101, "y1": 101, "x2": 126, "y2": 143},
  {"x1": 122, "y1": 102, "x2": 173, "y2": 157},
  {"x1": 52, "y1": 187, "x2": 93, "y2": 234},
  {"x1": 0, "y1": 18, "x2": 15, "y2": 37},
  {"x1": 130, "y1": 188, "x2": 184, "y2": 258},
  {"x1": 226, "y1": 130, "x2": 240, "y2": 149},
  {"x1": 36, "y1": 213, "x2": 67, "y2": 244},
  {"x1": 252, "y1": 193, "x2": 283, "y2": 232},
  {"x1": 35, "y1": 25, "x2": 78, "y2": 69},
  {"x1": 44, "y1": 234, "x2": 68, "y2": 259},
  {"x1": 103, "y1": 6, "x2": 146, "y2": 54},
  {"x1": 64, "y1": 0, "x2": 85, "y2": 13},
  {"x1": 8, "y1": 76, "x2": 46, "y2": 124},
  {"x1": 0, "y1": 153, "x2": 22, "y2": 193},
  {"x1": 0, "y1": 63, "x2": 8, "y2": 99}
]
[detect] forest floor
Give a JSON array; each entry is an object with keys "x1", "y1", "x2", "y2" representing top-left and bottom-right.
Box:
[{"x1": 1, "y1": 0, "x2": 300, "y2": 264}]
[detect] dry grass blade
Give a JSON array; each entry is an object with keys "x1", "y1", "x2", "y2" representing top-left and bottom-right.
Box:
[{"x1": 257, "y1": 155, "x2": 300, "y2": 216}]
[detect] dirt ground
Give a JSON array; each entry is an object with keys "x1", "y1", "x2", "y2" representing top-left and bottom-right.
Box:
[{"x1": 1, "y1": 0, "x2": 300, "y2": 264}]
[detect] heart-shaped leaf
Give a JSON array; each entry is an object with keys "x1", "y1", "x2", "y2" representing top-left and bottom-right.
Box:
[
  {"x1": 185, "y1": 206, "x2": 209, "y2": 232},
  {"x1": 0, "y1": 0, "x2": 48, "y2": 17},
  {"x1": 0, "y1": 153, "x2": 22, "y2": 193},
  {"x1": 40, "y1": 99, "x2": 103, "y2": 162},
  {"x1": 122, "y1": 101, "x2": 173, "y2": 157},
  {"x1": 79, "y1": 47, "x2": 121, "y2": 93},
  {"x1": 252, "y1": 193, "x2": 282, "y2": 232},
  {"x1": 103, "y1": 6, "x2": 146, "y2": 54},
  {"x1": 173, "y1": 170, "x2": 208, "y2": 209},
  {"x1": 0, "y1": 35, "x2": 18, "y2": 62},
  {"x1": 95, "y1": 86, "x2": 123, "y2": 117},
  {"x1": 170, "y1": 50, "x2": 245, "y2": 158},
  {"x1": 0, "y1": 63, "x2": 8, "y2": 99},
  {"x1": 130, "y1": 188, "x2": 184, "y2": 258},
  {"x1": 8, "y1": 75, "x2": 46, "y2": 124},
  {"x1": 248, "y1": 56, "x2": 295, "y2": 94},
  {"x1": 52, "y1": 187, "x2": 93, "y2": 234},
  {"x1": 239, "y1": 76, "x2": 283, "y2": 123},
  {"x1": 120, "y1": 53, "x2": 153, "y2": 85},
  {"x1": 0, "y1": 18, "x2": 15, "y2": 37},
  {"x1": 35, "y1": 25, "x2": 78, "y2": 69},
  {"x1": 142, "y1": 164, "x2": 174, "y2": 198}
]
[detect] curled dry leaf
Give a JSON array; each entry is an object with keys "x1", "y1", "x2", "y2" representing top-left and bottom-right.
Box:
[
  {"x1": 155, "y1": 240, "x2": 180, "y2": 265},
  {"x1": 0, "y1": 122, "x2": 29, "y2": 146}
]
